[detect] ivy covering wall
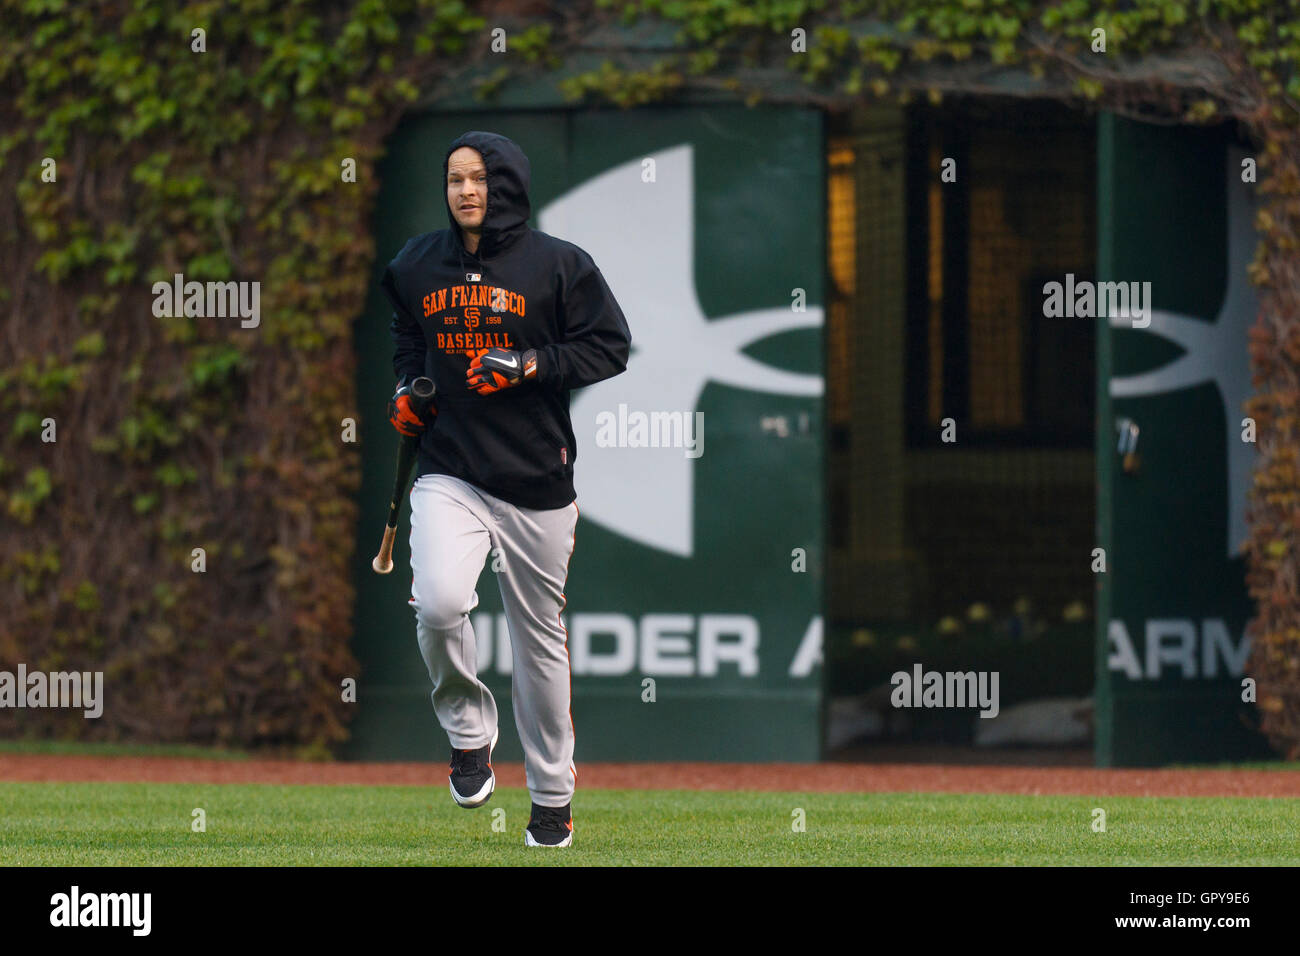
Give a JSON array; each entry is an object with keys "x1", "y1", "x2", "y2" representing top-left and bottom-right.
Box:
[{"x1": 1, "y1": 0, "x2": 1296, "y2": 756}]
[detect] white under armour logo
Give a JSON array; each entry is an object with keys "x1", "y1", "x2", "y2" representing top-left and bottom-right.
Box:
[{"x1": 539, "y1": 145, "x2": 822, "y2": 558}]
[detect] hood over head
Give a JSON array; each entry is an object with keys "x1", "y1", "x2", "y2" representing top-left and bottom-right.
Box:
[{"x1": 443, "y1": 131, "x2": 532, "y2": 259}]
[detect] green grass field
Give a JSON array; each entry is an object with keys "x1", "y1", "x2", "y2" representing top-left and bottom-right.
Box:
[{"x1": 1, "y1": 782, "x2": 1296, "y2": 865}]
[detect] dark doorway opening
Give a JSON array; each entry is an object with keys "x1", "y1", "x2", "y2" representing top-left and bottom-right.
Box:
[{"x1": 824, "y1": 99, "x2": 1097, "y2": 762}]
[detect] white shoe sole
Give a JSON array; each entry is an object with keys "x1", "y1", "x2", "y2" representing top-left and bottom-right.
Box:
[
  {"x1": 449, "y1": 727, "x2": 498, "y2": 809},
  {"x1": 525, "y1": 828, "x2": 573, "y2": 848}
]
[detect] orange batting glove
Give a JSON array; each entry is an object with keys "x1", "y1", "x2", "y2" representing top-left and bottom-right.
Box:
[
  {"x1": 466, "y1": 347, "x2": 537, "y2": 396},
  {"x1": 388, "y1": 381, "x2": 435, "y2": 437}
]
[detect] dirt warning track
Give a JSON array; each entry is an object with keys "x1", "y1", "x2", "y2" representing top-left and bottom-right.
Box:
[{"x1": 3, "y1": 754, "x2": 1299, "y2": 797}]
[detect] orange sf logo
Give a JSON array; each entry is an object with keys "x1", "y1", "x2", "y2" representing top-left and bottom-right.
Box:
[{"x1": 465, "y1": 306, "x2": 480, "y2": 330}]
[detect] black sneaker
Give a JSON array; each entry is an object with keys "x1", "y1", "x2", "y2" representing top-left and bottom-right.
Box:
[
  {"x1": 448, "y1": 728, "x2": 498, "y2": 809},
  {"x1": 525, "y1": 802, "x2": 573, "y2": 847}
]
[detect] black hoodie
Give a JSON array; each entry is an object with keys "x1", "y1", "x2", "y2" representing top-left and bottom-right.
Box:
[{"x1": 381, "y1": 131, "x2": 632, "y2": 510}]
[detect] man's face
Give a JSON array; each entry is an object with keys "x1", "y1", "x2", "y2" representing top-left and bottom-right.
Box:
[{"x1": 447, "y1": 147, "x2": 487, "y2": 232}]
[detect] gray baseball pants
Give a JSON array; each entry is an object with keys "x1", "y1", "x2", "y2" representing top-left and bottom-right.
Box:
[{"x1": 407, "y1": 472, "x2": 578, "y2": 808}]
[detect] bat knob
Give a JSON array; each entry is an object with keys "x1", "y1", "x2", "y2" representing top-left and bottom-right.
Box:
[
  {"x1": 372, "y1": 555, "x2": 393, "y2": 574},
  {"x1": 410, "y1": 376, "x2": 436, "y2": 420}
]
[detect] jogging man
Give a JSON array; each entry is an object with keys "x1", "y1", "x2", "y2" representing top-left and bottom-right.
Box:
[{"x1": 381, "y1": 131, "x2": 632, "y2": 847}]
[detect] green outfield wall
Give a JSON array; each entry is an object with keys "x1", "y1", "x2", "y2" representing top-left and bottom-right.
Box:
[
  {"x1": 345, "y1": 106, "x2": 825, "y2": 761},
  {"x1": 1095, "y1": 114, "x2": 1272, "y2": 765}
]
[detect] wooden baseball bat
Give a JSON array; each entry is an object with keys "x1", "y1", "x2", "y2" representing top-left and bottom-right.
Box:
[{"x1": 372, "y1": 376, "x2": 436, "y2": 574}]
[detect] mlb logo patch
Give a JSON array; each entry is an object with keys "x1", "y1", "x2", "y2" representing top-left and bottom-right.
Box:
[
  {"x1": 466, "y1": 272, "x2": 481, "y2": 282},
  {"x1": 561, "y1": 447, "x2": 567, "y2": 465}
]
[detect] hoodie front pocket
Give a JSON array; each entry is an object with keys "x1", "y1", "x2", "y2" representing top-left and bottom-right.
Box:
[{"x1": 516, "y1": 394, "x2": 568, "y2": 478}]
